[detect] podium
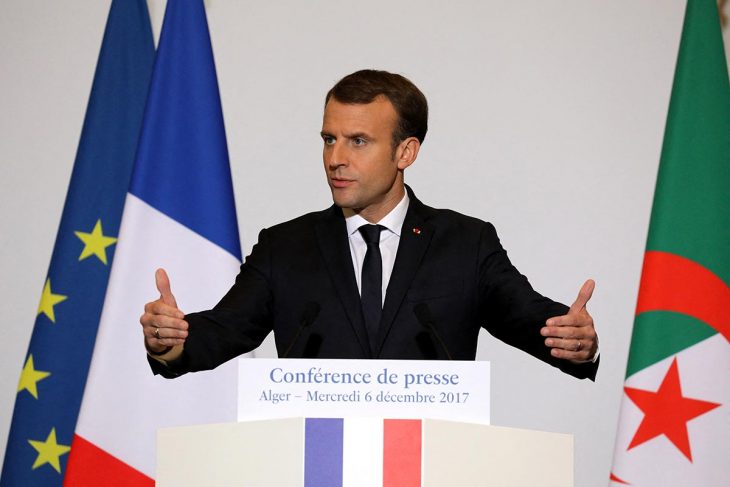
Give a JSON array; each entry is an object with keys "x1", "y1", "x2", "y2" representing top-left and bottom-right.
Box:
[
  {"x1": 157, "y1": 418, "x2": 572, "y2": 486},
  {"x1": 156, "y1": 359, "x2": 573, "y2": 486}
]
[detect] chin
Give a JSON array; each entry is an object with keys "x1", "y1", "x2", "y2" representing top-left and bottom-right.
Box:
[
  {"x1": 332, "y1": 196, "x2": 355, "y2": 209},
  {"x1": 330, "y1": 189, "x2": 355, "y2": 209}
]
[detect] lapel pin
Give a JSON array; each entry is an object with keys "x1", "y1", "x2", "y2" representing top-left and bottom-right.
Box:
[{"x1": 412, "y1": 227, "x2": 422, "y2": 235}]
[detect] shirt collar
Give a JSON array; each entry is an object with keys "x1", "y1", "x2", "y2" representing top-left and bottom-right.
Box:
[{"x1": 344, "y1": 191, "x2": 410, "y2": 237}]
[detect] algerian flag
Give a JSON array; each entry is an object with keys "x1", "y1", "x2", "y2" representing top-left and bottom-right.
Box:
[{"x1": 610, "y1": 1, "x2": 730, "y2": 485}]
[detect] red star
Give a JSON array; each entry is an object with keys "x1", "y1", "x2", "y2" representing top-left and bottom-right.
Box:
[
  {"x1": 609, "y1": 472, "x2": 631, "y2": 485},
  {"x1": 624, "y1": 357, "x2": 721, "y2": 461}
]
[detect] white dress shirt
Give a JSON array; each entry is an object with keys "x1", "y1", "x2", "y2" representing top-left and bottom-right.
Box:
[{"x1": 344, "y1": 192, "x2": 410, "y2": 305}]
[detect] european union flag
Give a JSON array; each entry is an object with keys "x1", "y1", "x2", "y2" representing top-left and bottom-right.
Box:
[{"x1": 0, "y1": 0, "x2": 154, "y2": 484}]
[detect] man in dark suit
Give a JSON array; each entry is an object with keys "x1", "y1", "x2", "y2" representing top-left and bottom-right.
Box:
[{"x1": 141, "y1": 70, "x2": 599, "y2": 380}]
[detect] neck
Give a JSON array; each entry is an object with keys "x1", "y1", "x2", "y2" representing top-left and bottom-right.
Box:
[{"x1": 344, "y1": 184, "x2": 406, "y2": 223}]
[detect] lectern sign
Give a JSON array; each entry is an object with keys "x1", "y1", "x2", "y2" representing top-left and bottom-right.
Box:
[{"x1": 237, "y1": 359, "x2": 490, "y2": 424}]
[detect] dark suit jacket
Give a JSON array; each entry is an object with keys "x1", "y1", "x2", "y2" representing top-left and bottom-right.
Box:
[{"x1": 150, "y1": 187, "x2": 598, "y2": 380}]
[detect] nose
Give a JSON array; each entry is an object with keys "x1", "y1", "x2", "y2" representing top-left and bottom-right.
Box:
[{"x1": 326, "y1": 142, "x2": 347, "y2": 170}]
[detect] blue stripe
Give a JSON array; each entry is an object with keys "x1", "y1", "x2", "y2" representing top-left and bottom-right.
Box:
[
  {"x1": 305, "y1": 418, "x2": 344, "y2": 487},
  {"x1": 128, "y1": 0, "x2": 241, "y2": 260},
  {"x1": 0, "y1": 1, "x2": 154, "y2": 484}
]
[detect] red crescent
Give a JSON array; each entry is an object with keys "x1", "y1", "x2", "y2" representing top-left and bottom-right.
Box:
[{"x1": 636, "y1": 251, "x2": 730, "y2": 343}]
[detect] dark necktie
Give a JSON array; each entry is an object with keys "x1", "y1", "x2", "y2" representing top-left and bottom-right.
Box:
[{"x1": 359, "y1": 224, "x2": 384, "y2": 355}]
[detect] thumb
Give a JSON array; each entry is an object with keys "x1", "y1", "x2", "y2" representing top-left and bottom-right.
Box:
[
  {"x1": 155, "y1": 268, "x2": 178, "y2": 308},
  {"x1": 568, "y1": 279, "x2": 595, "y2": 314}
]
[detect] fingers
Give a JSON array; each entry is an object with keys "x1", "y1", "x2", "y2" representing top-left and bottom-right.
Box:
[
  {"x1": 547, "y1": 340, "x2": 596, "y2": 362},
  {"x1": 568, "y1": 279, "x2": 595, "y2": 314},
  {"x1": 542, "y1": 312, "x2": 596, "y2": 341},
  {"x1": 144, "y1": 325, "x2": 188, "y2": 341},
  {"x1": 155, "y1": 268, "x2": 178, "y2": 308},
  {"x1": 144, "y1": 299, "x2": 184, "y2": 319},
  {"x1": 542, "y1": 318, "x2": 597, "y2": 360},
  {"x1": 543, "y1": 279, "x2": 598, "y2": 362},
  {"x1": 140, "y1": 300, "x2": 187, "y2": 332},
  {"x1": 142, "y1": 269, "x2": 186, "y2": 353},
  {"x1": 544, "y1": 336, "x2": 586, "y2": 352},
  {"x1": 542, "y1": 279, "x2": 595, "y2": 338},
  {"x1": 140, "y1": 306, "x2": 187, "y2": 329},
  {"x1": 543, "y1": 314, "x2": 594, "y2": 336},
  {"x1": 542, "y1": 324, "x2": 595, "y2": 344},
  {"x1": 143, "y1": 320, "x2": 188, "y2": 347},
  {"x1": 542, "y1": 321, "x2": 597, "y2": 361},
  {"x1": 553, "y1": 337, "x2": 583, "y2": 351},
  {"x1": 140, "y1": 306, "x2": 188, "y2": 351},
  {"x1": 543, "y1": 309, "x2": 595, "y2": 346}
]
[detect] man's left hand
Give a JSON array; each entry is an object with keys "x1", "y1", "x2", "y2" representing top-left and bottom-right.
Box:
[{"x1": 541, "y1": 279, "x2": 598, "y2": 363}]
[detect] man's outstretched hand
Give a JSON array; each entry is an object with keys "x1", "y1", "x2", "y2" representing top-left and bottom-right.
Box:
[
  {"x1": 140, "y1": 268, "x2": 188, "y2": 354},
  {"x1": 541, "y1": 279, "x2": 598, "y2": 363}
]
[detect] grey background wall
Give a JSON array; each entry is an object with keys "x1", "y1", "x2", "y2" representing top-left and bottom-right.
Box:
[{"x1": 2, "y1": 0, "x2": 727, "y2": 484}]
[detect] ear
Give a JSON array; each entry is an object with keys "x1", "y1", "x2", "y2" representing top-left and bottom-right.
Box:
[{"x1": 395, "y1": 137, "x2": 420, "y2": 170}]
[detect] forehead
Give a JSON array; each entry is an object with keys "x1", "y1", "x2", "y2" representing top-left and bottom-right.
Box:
[{"x1": 322, "y1": 96, "x2": 397, "y2": 134}]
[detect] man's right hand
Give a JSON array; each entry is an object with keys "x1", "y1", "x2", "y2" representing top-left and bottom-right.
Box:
[{"x1": 140, "y1": 268, "x2": 188, "y2": 354}]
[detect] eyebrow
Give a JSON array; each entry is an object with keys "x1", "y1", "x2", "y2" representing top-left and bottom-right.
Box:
[
  {"x1": 319, "y1": 131, "x2": 373, "y2": 140},
  {"x1": 345, "y1": 132, "x2": 369, "y2": 140}
]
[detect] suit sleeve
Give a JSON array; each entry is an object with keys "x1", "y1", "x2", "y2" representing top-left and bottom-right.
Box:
[{"x1": 477, "y1": 223, "x2": 598, "y2": 380}]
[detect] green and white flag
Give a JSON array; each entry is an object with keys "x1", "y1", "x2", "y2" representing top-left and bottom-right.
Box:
[{"x1": 610, "y1": 1, "x2": 730, "y2": 485}]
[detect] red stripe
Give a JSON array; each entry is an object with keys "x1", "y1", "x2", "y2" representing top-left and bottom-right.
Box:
[
  {"x1": 636, "y1": 251, "x2": 730, "y2": 342},
  {"x1": 383, "y1": 419, "x2": 421, "y2": 487},
  {"x1": 63, "y1": 434, "x2": 153, "y2": 487}
]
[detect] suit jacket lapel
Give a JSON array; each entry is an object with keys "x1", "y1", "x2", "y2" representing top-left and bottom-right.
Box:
[
  {"x1": 315, "y1": 206, "x2": 372, "y2": 357},
  {"x1": 375, "y1": 190, "x2": 433, "y2": 357}
]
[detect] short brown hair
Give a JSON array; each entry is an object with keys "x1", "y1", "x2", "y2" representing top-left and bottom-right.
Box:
[{"x1": 325, "y1": 70, "x2": 428, "y2": 147}]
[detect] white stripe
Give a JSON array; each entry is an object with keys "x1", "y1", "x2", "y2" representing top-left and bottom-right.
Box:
[
  {"x1": 612, "y1": 334, "x2": 730, "y2": 485},
  {"x1": 75, "y1": 194, "x2": 243, "y2": 477},
  {"x1": 343, "y1": 417, "x2": 383, "y2": 487}
]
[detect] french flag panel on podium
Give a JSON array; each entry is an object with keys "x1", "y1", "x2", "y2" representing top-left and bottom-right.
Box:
[{"x1": 305, "y1": 418, "x2": 422, "y2": 487}]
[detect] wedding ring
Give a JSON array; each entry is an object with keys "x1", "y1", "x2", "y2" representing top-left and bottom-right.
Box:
[
  {"x1": 154, "y1": 327, "x2": 161, "y2": 340},
  {"x1": 576, "y1": 340, "x2": 583, "y2": 351}
]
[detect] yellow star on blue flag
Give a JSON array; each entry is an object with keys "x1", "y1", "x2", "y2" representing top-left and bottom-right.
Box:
[
  {"x1": 74, "y1": 219, "x2": 118, "y2": 265},
  {"x1": 17, "y1": 355, "x2": 51, "y2": 400},
  {"x1": 27, "y1": 428, "x2": 71, "y2": 474},
  {"x1": 37, "y1": 279, "x2": 67, "y2": 323}
]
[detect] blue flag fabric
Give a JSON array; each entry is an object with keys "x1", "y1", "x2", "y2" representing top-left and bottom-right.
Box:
[
  {"x1": 130, "y1": 0, "x2": 241, "y2": 260},
  {"x1": 0, "y1": 0, "x2": 154, "y2": 484}
]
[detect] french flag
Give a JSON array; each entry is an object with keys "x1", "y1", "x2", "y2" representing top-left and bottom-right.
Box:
[
  {"x1": 305, "y1": 418, "x2": 423, "y2": 487},
  {"x1": 64, "y1": 1, "x2": 242, "y2": 483}
]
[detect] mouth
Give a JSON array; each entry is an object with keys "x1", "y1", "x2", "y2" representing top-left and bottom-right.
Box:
[{"x1": 330, "y1": 177, "x2": 354, "y2": 189}]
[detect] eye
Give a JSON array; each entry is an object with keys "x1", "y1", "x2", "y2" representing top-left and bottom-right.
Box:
[
  {"x1": 322, "y1": 135, "x2": 335, "y2": 145},
  {"x1": 353, "y1": 137, "x2": 366, "y2": 146}
]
